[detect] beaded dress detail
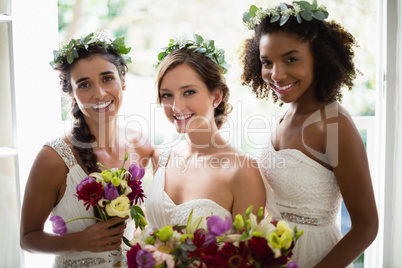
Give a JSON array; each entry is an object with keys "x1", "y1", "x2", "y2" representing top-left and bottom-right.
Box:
[
  {"x1": 259, "y1": 135, "x2": 353, "y2": 268},
  {"x1": 45, "y1": 139, "x2": 131, "y2": 268},
  {"x1": 146, "y1": 148, "x2": 232, "y2": 229}
]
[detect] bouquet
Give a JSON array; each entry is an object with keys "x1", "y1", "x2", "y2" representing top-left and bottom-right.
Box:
[
  {"x1": 49, "y1": 152, "x2": 147, "y2": 246},
  {"x1": 126, "y1": 206, "x2": 303, "y2": 268}
]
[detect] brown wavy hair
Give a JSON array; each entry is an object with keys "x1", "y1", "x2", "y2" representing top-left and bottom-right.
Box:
[
  {"x1": 53, "y1": 46, "x2": 128, "y2": 173},
  {"x1": 155, "y1": 48, "x2": 232, "y2": 129},
  {"x1": 241, "y1": 5, "x2": 357, "y2": 103}
]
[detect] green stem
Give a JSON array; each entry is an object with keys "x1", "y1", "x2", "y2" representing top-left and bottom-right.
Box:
[
  {"x1": 122, "y1": 236, "x2": 131, "y2": 248},
  {"x1": 65, "y1": 216, "x2": 103, "y2": 224},
  {"x1": 97, "y1": 206, "x2": 108, "y2": 221}
]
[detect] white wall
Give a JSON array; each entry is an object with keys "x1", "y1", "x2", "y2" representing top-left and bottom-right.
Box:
[
  {"x1": 382, "y1": 0, "x2": 402, "y2": 267},
  {"x1": 390, "y1": 0, "x2": 402, "y2": 265},
  {"x1": 12, "y1": 0, "x2": 60, "y2": 267}
]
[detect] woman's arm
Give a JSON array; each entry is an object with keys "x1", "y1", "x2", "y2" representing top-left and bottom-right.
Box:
[
  {"x1": 314, "y1": 109, "x2": 378, "y2": 268},
  {"x1": 20, "y1": 146, "x2": 128, "y2": 254},
  {"x1": 231, "y1": 156, "x2": 266, "y2": 218}
]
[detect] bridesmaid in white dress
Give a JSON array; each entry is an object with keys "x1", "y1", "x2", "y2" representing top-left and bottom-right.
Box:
[
  {"x1": 146, "y1": 34, "x2": 267, "y2": 228},
  {"x1": 240, "y1": 2, "x2": 378, "y2": 268},
  {"x1": 19, "y1": 32, "x2": 153, "y2": 267}
]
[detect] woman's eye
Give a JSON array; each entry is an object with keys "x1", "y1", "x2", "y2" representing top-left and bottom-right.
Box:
[
  {"x1": 261, "y1": 60, "x2": 273, "y2": 66},
  {"x1": 78, "y1": 82, "x2": 90, "y2": 89},
  {"x1": 103, "y1": 76, "x2": 114, "y2": 82},
  {"x1": 184, "y1": 90, "x2": 195, "y2": 96},
  {"x1": 160, "y1": 93, "x2": 172, "y2": 98},
  {"x1": 286, "y1": 57, "x2": 298, "y2": 63}
]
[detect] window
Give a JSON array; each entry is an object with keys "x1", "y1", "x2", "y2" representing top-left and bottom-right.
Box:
[
  {"x1": 0, "y1": 2, "x2": 22, "y2": 267},
  {"x1": 6, "y1": 0, "x2": 399, "y2": 267}
]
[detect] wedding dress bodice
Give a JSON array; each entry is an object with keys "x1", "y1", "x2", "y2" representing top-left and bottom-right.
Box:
[
  {"x1": 46, "y1": 139, "x2": 133, "y2": 268},
  {"x1": 259, "y1": 135, "x2": 353, "y2": 268},
  {"x1": 146, "y1": 148, "x2": 232, "y2": 229}
]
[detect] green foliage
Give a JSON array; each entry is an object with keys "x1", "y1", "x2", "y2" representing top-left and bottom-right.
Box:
[
  {"x1": 154, "y1": 33, "x2": 231, "y2": 74},
  {"x1": 243, "y1": 0, "x2": 329, "y2": 29},
  {"x1": 50, "y1": 31, "x2": 132, "y2": 68}
]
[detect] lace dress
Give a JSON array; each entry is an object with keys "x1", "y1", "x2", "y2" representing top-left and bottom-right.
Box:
[
  {"x1": 259, "y1": 136, "x2": 354, "y2": 268},
  {"x1": 46, "y1": 139, "x2": 134, "y2": 268},
  {"x1": 146, "y1": 149, "x2": 232, "y2": 229}
]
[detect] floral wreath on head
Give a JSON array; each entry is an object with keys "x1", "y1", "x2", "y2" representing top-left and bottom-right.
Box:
[
  {"x1": 50, "y1": 30, "x2": 132, "y2": 68},
  {"x1": 154, "y1": 33, "x2": 231, "y2": 74},
  {"x1": 243, "y1": 0, "x2": 329, "y2": 29}
]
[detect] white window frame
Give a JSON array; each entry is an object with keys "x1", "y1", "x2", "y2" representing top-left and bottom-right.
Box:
[{"x1": 4, "y1": 0, "x2": 401, "y2": 267}]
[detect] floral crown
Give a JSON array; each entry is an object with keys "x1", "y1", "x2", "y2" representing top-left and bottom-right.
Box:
[
  {"x1": 50, "y1": 31, "x2": 132, "y2": 68},
  {"x1": 154, "y1": 33, "x2": 230, "y2": 74},
  {"x1": 243, "y1": 0, "x2": 329, "y2": 29}
]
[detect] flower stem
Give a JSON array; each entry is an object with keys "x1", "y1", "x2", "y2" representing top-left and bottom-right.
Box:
[
  {"x1": 96, "y1": 206, "x2": 107, "y2": 221},
  {"x1": 65, "y1": 216, "x2": 103, "y2": 224}
]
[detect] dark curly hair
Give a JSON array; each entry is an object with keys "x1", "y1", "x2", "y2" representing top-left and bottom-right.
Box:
[
  {"x1": 241, "y1": 6, "x2": 357, "y2": 103},
  {"x1": 155, "y1": 48, "x2": 232, "y2": 129},
  {"x1": 53, "y1": 46, "x2": 128, "y2": 173}
]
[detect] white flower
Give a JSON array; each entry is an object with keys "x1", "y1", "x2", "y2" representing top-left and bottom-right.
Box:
[
  {"x1": 105, "y1": 195, "x2": 130, "y2": 217},
  {"x1": 293, "y1": 3, "x2": 302, "y2": 13}
]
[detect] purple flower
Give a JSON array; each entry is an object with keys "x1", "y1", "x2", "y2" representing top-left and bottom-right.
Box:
[
  {"x1": 127, "y1": 178, "x2": 146, "y2": 205},
  {"x1": 104, "y1": 182, "x2": 119, "y2": 200},
  {"x1": 49, "y1": 216, "x2": 67, "y2": 236},
  {"x1": 207, "y1": 215, "x2": 232, "y2": 236},
  {"x1": 129, "y1": 164, "x2": 145, "y2": 180},
  {"x1": 136, "y1": 250, "x2": 155, "y2": 268},
  {"x1": 76, "y1": 176, "x2": 96, "y2": 192},
  {"x1": 194, "y1": 229, "x2": 217, "y2": 249},
  {"x1": 286, "y1": 260, "x2": 300, "y2": 268}
]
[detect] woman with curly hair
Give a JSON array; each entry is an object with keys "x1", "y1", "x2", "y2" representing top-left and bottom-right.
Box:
[
  {"x1": 20, "y1": 32, "x2": 152, "y2": 267},
  {"x1": 146, "y1": 34, "x2": 266, "y2": 229},
  {"x1": 241, "y1": 2, "x2": 378, "y2": 267}
]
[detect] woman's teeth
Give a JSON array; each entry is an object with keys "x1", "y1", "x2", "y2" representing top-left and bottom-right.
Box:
[
  {"x1": 275, "y1": 83, "x2": 295, "y2": 91},
  {"x1": 175, "y1": 114, "x2": 192, "y2": 120},
  {"x1": 92, "y1": 101, "x2": 112, "y2": 109}
]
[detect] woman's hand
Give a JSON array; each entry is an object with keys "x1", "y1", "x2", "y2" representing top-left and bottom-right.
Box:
[{"x1": 75, "y1": 216, "x2": 128, "y2": 252}]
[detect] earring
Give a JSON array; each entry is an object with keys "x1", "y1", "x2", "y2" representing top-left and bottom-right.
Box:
[{"x1": 213, "y1": 103, "x2": 218, "y2": 107}]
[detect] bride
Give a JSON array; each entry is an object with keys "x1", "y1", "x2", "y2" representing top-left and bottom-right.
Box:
[{"x1": 145, "y1": 34, "x2": 266, "y2": 228}]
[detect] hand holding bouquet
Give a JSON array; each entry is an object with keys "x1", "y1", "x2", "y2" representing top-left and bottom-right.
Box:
[{"x1": 50, "y1": 152, "x2": 147, "y2": 247}]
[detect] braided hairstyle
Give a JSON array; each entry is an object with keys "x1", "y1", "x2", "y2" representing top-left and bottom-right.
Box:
[
  {"x1": 241, "y1": 4, "x2": 357, "y2": 103},
  {"x1": 53, "y1": 46, "x2": 128, "y2": 173},
  {"x1": 156, "y1": 48, "x2": 232, "y2": 129}
]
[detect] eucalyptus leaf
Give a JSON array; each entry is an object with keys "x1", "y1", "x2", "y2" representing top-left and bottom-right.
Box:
[
  {"x1": 279, "y1": 3, "x2": 288, "y2": 12},
  {"x1": 296, "y1": 13, "x2": 302, "y2": 23},
  {"x1": 270, "y1": 14, "x2": 280, "y2": 23},
  {"x1": 301, "y1": 9, "x2": 313, "y2": 21},
  {"x1": 194, "y1": 34, "x2": 204, "y2": 44},
  {"x1": 67, "y1": 54, "x2": 74, "y2": 64},
  {"x1": 294, "y1": 1, "x2": 311, "y2": 9},
  {"x1": 243, "y1": 12, "x2": 252, "y2": 23},
  {"x1": 279, "y1": 15, "x2": 290, "y2": 26},
  {"x1": 249, "y1": 5, "x2": 258, "y2": 17},
  {"x1": 313, "y1": 11, "x2": 328, "y2": 20}
]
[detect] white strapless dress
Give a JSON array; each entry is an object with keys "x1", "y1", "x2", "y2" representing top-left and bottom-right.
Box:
[
  {"x1": 259, "y1": 136, "x2": 354, "y2": 268},
  {"x1": 46, "y1": 139, "x2": 134, "y2": 268},
  {"x1": 146, "y1": 149, "x2": 232, "y2": 229}
]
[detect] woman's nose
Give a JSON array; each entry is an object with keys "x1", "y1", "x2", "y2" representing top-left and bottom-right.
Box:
[
  {"x1": 271, "y1": 64, "x2": 286, "y2": 83},
  {"x1": 172, "y1": 98, "x2": 183, "y2": 114},
  {"x1": 93, "y1": 84, "x2": 107, "y2": 99}
]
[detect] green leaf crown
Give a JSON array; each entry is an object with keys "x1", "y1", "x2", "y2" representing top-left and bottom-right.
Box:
[
  {"x1": 243, "y1": 0, "x2": 329, "y2": 29},
  {"x1": 154, "y1": 33, "x2": 231, "y2": 74},
  {"x1": 50, "y1": 31, "x2": 132, "y2": 68}
]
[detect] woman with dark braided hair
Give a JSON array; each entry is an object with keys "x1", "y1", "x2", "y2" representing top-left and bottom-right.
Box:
[
  {"x1": 145, "y1": 34, "x2": 267, "y2": 230},
  {"x1": 241, "y1": 2, "x2": 378, "y2": 267},
  {"x1": 20, "y1": 32, "x2": 152, "y2": 267}
]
